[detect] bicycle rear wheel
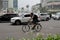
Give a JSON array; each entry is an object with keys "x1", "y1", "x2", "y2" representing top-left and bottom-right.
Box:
[
  {"x1": 35, "y1": 23, "x2": 42, "y2": 32},
  {"x1": 22, "y1": 25, "x2": 30, "y2": 32}
]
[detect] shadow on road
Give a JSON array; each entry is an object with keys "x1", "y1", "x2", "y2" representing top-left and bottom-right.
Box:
[
  {"x1": 10, "y1": 23, "x2": 28, "y2": 26},
  {"x1": 0, "y1": 21, "x2": 10, "y2": 23}
]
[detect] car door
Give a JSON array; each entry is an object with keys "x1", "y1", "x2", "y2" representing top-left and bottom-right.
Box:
[
  {"x1": 1, "y1": 14, "x2": 10, "y2": 21},
  {"x1": 40, "y1": 14, "x2": 47, "y2": 19},
  {"x1": 0, "y1": 15, "x2": 3, "y2": 21},
  {"x1": 1, "y1": 14, "x2": 7, "y2": 21},
  {"x1": 8, "y1": 14, "x2": 14, "y2": 21},
  {"x1": 21, "y1": 14, "x2": 31, "y2": 22}
]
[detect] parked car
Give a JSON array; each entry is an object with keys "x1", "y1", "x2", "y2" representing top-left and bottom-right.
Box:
[
  {"x1": 0, "y1": 14, "x2": 19, "y2": 22},
  {"x1": 52, "y1": 14, "x2": 56, "y2": 18},
  {"x1": 11, "y1": 13, "x2": 41, "y2": 25},
  {"x1": 39, "y1": 13, "x2": 50, "y2": 21},
  {"x1": 52, "y1": 12, "x2": 60, "y2": 20}
]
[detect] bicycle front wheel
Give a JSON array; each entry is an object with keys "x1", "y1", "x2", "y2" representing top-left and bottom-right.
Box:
[
  {"x1": 22, "y1": 25, "x2": 30, "y2": 32},
  {"x1": 35, "y1": 24, "x2": 42, "y2": 32}
]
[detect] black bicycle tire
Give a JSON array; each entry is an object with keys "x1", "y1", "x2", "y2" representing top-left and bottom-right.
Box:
[
  {"x1": 35, "y1": 23, "x2": 42, "y2": 32},
  {"x1": 22, "y1": 25, "x2": 30, "y2": 32}
]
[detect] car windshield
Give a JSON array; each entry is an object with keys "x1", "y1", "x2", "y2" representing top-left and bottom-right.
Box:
[
  {"x1": 40, "y1": 14, "x2": 48, "y2": 16},
  {"x1": 14, "y1": 14, "x2": 19, "y2": 17},
  {"x1": 10, "y1": 14, "x2": 19, "y2": 17}
]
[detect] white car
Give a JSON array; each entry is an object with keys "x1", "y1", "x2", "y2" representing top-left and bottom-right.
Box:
[
  {"x1": 39, "y1": 13, "x2": 50, "y2": 21},
  {"x1": 11, "y1": 13, "x2": 50, "y2": 25},
  {"x1": 11, "y1": 13, "x2": 40, "y2": 25},
  {"x1": 52, "y1": 12, "x2": 60, "y2": 20},
  {"x1": 52, "y1": 14, "x2": 56, "y2": 18}
]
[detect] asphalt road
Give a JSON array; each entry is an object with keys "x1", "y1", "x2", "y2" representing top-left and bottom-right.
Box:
[{"x1": 0, "y1": 19, "x2": 60, "y2": 40}]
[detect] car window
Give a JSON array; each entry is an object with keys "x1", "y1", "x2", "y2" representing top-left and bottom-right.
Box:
[
  {"x1": 10, "y1": 14, "x2": 19, "y2": 17},
  {"x1": 24, "y1": 14, "x2": 30, "y2": 17},
  {"x1": 2, "y1": 14, "x2": 9, "y2": 17}
]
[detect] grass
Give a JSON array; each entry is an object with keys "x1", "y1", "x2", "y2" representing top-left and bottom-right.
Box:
[{"x1": 6, "y1": 34, "x2": 60, "y2": 40}]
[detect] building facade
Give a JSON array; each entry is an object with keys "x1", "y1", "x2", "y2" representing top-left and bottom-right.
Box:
[
  {"x1": 0, "y1": 0, "x2": 18, "y2": 10},
  {"x1": 0, "y1": 0, "x2": 2, "y2": 10},
  {"x1": 41, "y1": 0, "x2": 60, "y2": 12},
  {"x1": 8, "y1": 0, "x2": 18, "y2": 9},
  {"x1": 13, "y1": 0, "x2": 18, "y2": 9}
]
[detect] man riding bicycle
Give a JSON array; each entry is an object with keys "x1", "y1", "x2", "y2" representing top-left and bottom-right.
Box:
[
  {"x1": 29, "y1": 12, "x2": 39, "y2": 30},
  {"x1": 22, "y1": 12, "x2": 42, "y2": 32}
]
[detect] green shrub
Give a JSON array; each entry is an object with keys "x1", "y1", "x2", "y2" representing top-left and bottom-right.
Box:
[
  {"x1": 53, "y1": 34, "x2": 60, "y2": 40},
  {"x1": 35, "y1": 34, "x2": 44, "y2": 40},
  {"x1": 6, "y1": 37, "x2": 15, "y2": 40},
  {"x1": 46, "y1": 35, "x2": 54, "y2": 40},
  {"x1": 6, "y1": 34, "x2": 60, "y2": 40}
]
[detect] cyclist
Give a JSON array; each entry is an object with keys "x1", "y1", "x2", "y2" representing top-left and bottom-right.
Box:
[{"x1": 29, "y1": 12, "x2": 39, "y2": 30}]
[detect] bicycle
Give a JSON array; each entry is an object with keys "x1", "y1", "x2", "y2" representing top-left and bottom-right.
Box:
[{"x1": 22, "y1": 21, "x2": 42, "y2": 32}]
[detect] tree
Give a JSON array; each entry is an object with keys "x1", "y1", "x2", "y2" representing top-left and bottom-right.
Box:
[
  {"x1": 26, "y1": 5, "x2": 29, "y2": 8},
  {"x1": 40, "y1": 7, "x2": 47, "y2": 13},
  {"x1": 26, "y1": 5, "x2": 29, "y2": 13},
  {"x1": 21, "y1": 7, "x2": 24, "y2": 10},
  {"x1": 21, "y1": 7, "x2": 24, "y2": 13},
  {"x1": 39, "y1": 3, "x2": 47, "y2": 13}
]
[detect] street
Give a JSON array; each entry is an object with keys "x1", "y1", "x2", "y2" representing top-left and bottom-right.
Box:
[{"x1": 0, "y1": 19, "x2": 60, "y2": 40}]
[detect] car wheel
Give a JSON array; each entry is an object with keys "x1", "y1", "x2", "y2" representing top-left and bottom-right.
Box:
[
  {"x1": 15, "y1": 20, "x2": 21, "y2": 25},
  {"x1": 58, "y1": 17, "x2": 60, "y2": 20},
  {"x1": 53, "y1": 18, "x2": 56, "y2": 20},
  {"x1": 0, "y1": 20, "x2": 1, "y2": 23}
]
